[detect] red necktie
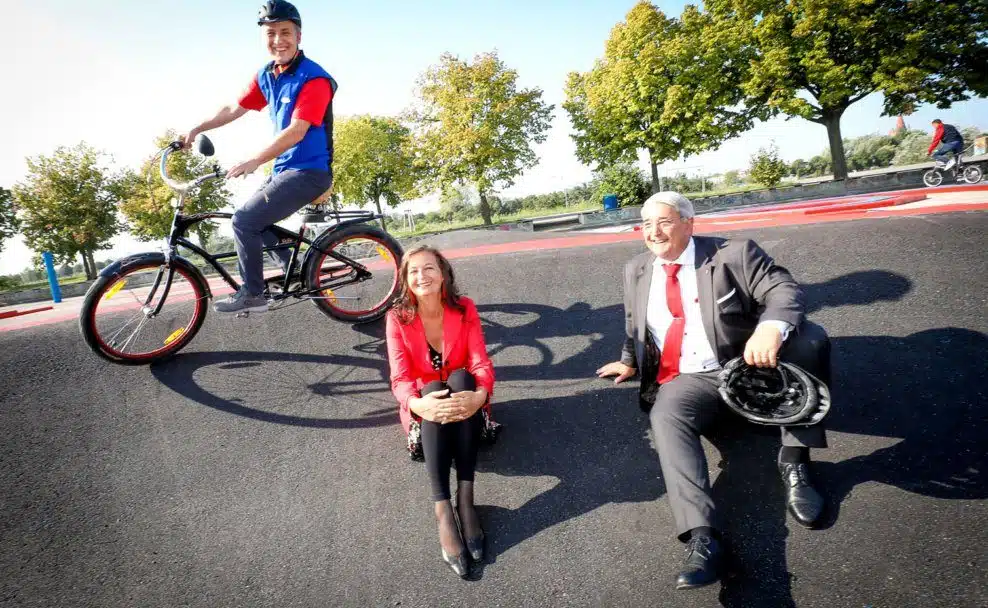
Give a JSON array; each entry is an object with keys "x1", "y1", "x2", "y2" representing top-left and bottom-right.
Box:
[{"x1": 658, "y1": 263, "x2": 685, "y2": 384}]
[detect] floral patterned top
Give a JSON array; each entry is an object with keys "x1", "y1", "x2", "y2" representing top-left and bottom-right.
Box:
[{"x1": 428, "y1": 344, "x2": 442, "y2": 371}]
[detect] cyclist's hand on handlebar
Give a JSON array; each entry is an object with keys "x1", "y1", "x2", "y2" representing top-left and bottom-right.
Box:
[
  {"x1": 226, "y1": 158, "x2": 261, "y2": 179},
  {"x1": 178, "y1": 130, "x2": 200, "y2": 150}
]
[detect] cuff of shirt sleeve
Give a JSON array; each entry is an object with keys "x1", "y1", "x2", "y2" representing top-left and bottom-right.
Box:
[{"x1": 758, "y1": 320, "x2": 793, "y2": 341}]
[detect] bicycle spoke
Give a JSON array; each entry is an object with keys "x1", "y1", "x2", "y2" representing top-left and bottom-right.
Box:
[
  {"x1": 104, "y1": 310, "x2": 149, "y2": 348},
  {"x1": 117, "y1": 313, "x2": 154, "y2": 354}
]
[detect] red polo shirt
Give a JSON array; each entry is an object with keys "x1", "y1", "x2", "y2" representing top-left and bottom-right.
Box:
[{"x1": 237, "y1": 70, "x2": 334, "y2": 126}]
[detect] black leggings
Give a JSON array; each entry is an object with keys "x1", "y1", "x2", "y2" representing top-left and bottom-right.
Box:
[{"x1": 421, "y1": 369, "x2": 483, "y2": 501}]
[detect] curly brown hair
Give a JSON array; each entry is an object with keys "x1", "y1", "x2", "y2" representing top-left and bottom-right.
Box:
[{"x1": 393, "y1": 245, "x2": 465, "y2": 324}]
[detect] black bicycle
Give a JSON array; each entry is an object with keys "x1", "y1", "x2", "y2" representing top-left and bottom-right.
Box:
[{"x1": 79, "y1": 135, "x2": 404, "y2": 365}]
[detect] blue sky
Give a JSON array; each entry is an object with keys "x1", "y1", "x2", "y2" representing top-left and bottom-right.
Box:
[{"x1": 3, "y1": 0, "x2": 987, "y2": 274}]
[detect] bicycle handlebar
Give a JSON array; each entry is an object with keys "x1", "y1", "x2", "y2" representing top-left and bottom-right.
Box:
[{"x1": 159, "y1": 141, "x2": 224, "y2": 194}]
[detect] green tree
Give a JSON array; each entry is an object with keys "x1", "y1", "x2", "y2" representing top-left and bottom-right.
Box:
[
  {"x1": 437, "y1": 183, "x2": 475, "y2": 223},
  {"x1": 592, "y1": 164, "x2": 650, "y2": 207},
  {"x1": 748, "y1": 144, "x2": 788, "y2": 188},
  {"x1": 890, "y1": 129, "x2": 932, "y2": 165},
  {"x1": 708, "y1": 0, "x2": 988, "y2": 180},
  {"x1": 0, "y1": 186, "x2": 19, "y2": 254},
  {"x1": 722, "y1": 169, "x2": 744, "y2": 187},
  {"x1": 564, "y1": 2, "x2": 759, "y2": 192},
  {"x1": 409, "y1": 51, "x2": 553, "y2": 225},
  {"x1": 844, "y1": 133, "x2": 901, "y2": 171},
  {"x1": 117, "y1": 129, "x2": 232, "y2": 246},
  {"x1": 333, "y1": 115, "x2": 419, "y2": 230},
  {"x1": 13, "y1": 143, "x2": 123, "y2": 280}
]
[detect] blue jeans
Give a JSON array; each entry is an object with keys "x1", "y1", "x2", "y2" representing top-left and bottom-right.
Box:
[
  {"x1": 231, "y1": 169, "x2": 332, "y2": 296},
  {"x1": 932, "y1": 140, "x2": 964, "y2": 164}
]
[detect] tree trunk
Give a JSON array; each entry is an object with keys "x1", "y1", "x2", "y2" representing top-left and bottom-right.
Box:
[
  {"x1": 79, "y1": 251, "x2": 91, "y2": 280},
  {"x1": 374, "y1": 194, "x2": 387, "y2": 231},
  {"x1": 649, "y1": 158, "x2": 661, "y2": 193},
  {"x1": 87, "y1": 250, "x2": 98, "y2": 280},
  {"x1": 478, "y1": 191, "x2": 493, "y2": 225},
  {"x1": 81, "y1": 249, "x2": 95, "y2": 280},
  {"x1": 822, "y1": 109, "x2": 849, "y2": 181}
]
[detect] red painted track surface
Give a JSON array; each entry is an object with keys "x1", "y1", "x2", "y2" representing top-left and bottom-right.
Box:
[{"x1": 4, "y1": 185, "x2": 988, "y2": 333}]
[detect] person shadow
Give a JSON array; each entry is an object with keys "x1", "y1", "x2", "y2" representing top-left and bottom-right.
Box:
[
  {"x1": 423, "y1": 270, "x2": 985, "y2": 606},
  {"x1": 707, "y1": 324, "x2": 988, "y2": 607}
]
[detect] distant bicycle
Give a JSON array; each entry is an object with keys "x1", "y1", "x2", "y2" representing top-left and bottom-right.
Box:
[
  {"x1": 79, "y1": 136, "x2": 403, "y2": 365},
  {"x1": 923, "y1": 144, "x2": 983, "y2": 187}
]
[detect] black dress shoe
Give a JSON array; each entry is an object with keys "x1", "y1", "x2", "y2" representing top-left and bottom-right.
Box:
[
  {"x1": 441, "y1": 547, "x2": 469, "y2": 579},
  {"x1": 465, "y1": 530, "x2": 485, "y2": 562},
  {"x1": 675, "y1": 535, "x2": 723, "y2": 590},
  {"x1": 779, "y1": 461, "x2": 825, "y2": 528}
]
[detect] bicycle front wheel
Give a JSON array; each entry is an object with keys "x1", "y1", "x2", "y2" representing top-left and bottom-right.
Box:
[
  {"x1": 80, "y1": 262, "x2": 209, "y2": 364},
  {"x1": 305, "y1": 224, "x2": 403, "y2": 323}
]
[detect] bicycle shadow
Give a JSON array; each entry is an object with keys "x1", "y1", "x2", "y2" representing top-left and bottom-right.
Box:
[
  {"x1": 149, "y1": 350, "x2": 396, "y2": 429},
  {"x1": 144, "y1": 267, "x2": 988, "y2": 604}
]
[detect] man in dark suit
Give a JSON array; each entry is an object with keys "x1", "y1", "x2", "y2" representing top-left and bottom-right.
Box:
[{"x1": 597, "y1": 191, "x2": 831, "y2": 590}]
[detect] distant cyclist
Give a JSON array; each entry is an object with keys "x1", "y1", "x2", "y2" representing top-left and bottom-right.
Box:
[
  {"x1": 927, "y1": 119, "x2": 964, "y2": 170},
  {"x1": 181, "y1": 0, "x2": 338, "y2": 314}
]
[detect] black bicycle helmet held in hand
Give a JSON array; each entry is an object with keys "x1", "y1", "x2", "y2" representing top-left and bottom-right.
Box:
[
  {"x1": 258, "y1": 0, "x2": 302, "y2": 28},
  {"x1": 717, "y1": 357, "x2": 831, "y2": 427}
]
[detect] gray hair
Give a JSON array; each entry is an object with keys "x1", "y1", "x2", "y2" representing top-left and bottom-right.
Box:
[{"x1": 642, "y1": 191, "x2": 694, "y2": 220}]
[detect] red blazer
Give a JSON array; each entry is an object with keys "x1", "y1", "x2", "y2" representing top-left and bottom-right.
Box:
[{"x1": 385, "y1": 296, "x2": 496, "y2": 434}]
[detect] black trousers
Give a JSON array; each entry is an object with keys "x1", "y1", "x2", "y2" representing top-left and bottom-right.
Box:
[
  {"x1": 421, "y1": 369, "x2": 483, "y2": 501},
  {"x1": 648, "y1": 321, "x2": 832, "y2": 541}
]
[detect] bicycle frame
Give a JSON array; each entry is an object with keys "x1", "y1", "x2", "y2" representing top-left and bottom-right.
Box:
[
  {"x1": 138, "y1": 142, "x2": 384, "y2": 315},
  {"x1": 167, "y1": 210, "x2": 382, "y2": 301}
]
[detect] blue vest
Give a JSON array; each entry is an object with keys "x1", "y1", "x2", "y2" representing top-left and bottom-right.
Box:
[{"x1": 257, "y1": 52, "x2": 338, "y2": 174}]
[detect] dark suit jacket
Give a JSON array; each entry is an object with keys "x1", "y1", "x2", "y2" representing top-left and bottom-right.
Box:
[{"x1": 620, "y1": 235, "x2": 805, "y2": 410}]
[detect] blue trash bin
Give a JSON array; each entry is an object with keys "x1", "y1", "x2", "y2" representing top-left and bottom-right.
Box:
[{"x1": 602, "y1": 194, "x2": 618, "y2": 210}]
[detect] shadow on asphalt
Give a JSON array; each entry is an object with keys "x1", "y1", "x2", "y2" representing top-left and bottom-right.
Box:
[
  {"x1": 149, "y1": 350, "x2": 396, "y2": 429},
  {"x1": 148, "y1": 269, "x2": 988, "y2": 605}
]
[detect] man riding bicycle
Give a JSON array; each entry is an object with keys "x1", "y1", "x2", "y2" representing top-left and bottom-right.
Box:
[
  {"x1": 181, "y1": 0, "x2": 337, "y2": 314},
  {"x1": 928, "y1": 119, "x2": 965, "y2": 170}
]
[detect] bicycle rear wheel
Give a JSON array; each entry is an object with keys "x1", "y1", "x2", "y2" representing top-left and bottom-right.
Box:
[
  {"x1": 305, "y1": 224, "x2": 403, "y2": 323},
  {"x1": 80, "y1": 262, "x2": 209, "y2": 364},
  {"x1": 922, "y1": 169, "x2": 943, "y2": 188}
]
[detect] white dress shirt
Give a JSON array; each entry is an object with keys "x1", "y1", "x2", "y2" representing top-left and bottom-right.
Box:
[{"x1": 645, "y1": 238, "x2": 791, "y2": 374}]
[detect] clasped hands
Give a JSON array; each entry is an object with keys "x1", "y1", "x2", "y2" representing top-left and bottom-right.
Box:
[
  {"x1": 595, "y1": 324, "x2": 784, "y2": 383},
  {"x1": 412, "y1": 388, "x2": 487, "y2": 424}
]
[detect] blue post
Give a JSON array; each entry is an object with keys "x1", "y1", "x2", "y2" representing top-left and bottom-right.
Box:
[
  {"x1": 42, "y1": 251, "x2": 62, "y2": 303},
  {"x1": 602, "y1": 194, "x2": 619, "y2": 210}
]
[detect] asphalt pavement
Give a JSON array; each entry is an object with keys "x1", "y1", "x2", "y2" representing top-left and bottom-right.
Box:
[{"x1": 1, "y1": 210, "x2": 986, "y2": 608}]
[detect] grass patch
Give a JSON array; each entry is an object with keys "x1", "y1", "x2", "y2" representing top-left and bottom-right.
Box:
[
  {"x1": 2, "y1": 274, "x2": 90, "y2": 294},
  {"x1": 391, "y1": 201, "x2": 601, "y2": 238}
]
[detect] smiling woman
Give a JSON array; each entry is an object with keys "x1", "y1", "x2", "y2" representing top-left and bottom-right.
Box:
[{"x1": 385, "y1": 244, "x2": 500, "y2": 578}]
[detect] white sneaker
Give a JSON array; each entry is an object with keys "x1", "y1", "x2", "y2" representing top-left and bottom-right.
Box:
[
  {"x1": 213, "y1": 288, "x2": 269, "y2": 314},
  {"x1": 944, "y1": 158, "x2": 956, "y2": 170}
]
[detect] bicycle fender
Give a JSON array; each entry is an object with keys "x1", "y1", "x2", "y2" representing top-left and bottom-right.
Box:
[{"x1": 99, "y1": 252, "x2": 212, "y2": 298}]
